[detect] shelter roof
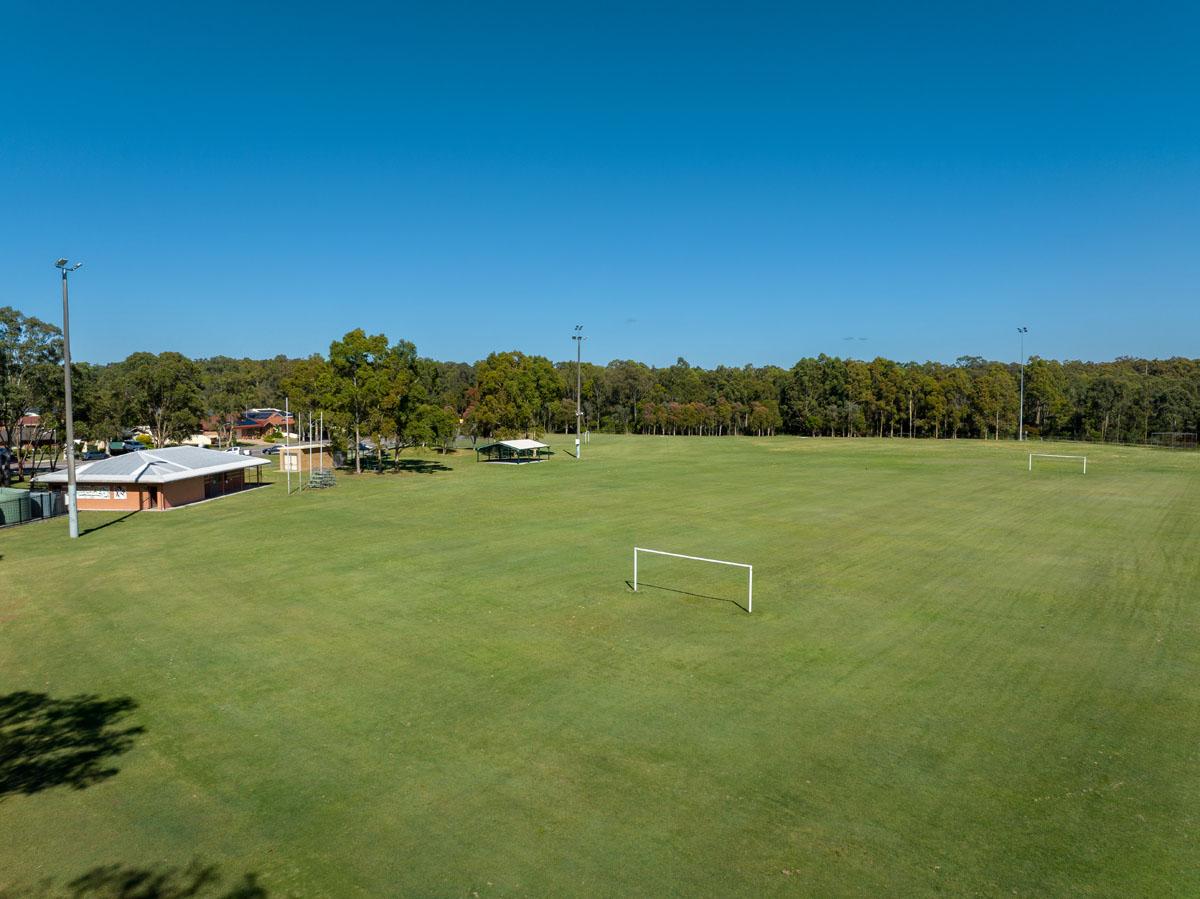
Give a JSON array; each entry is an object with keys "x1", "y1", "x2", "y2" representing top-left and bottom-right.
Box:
[{"x1": 477, "y1": 439, "x2": 549, "y2": 451}]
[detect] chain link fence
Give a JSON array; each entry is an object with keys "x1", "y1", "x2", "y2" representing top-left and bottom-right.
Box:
[{"x1": 0, "y1": 488, "x2": 66, "y2": 528}]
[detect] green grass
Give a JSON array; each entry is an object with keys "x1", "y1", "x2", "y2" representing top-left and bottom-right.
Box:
[{"x1": 2, "y1": 436, "x2": 1197, "y2": 896}]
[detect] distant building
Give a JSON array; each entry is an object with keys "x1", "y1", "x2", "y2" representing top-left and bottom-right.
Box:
[
  {"x1": 279, "y1": 442, "x2": 335, "y2": 473},
  {"x1": 0, "y1": 413, "x2": 54, "y2": 449},
  {"x1": 201, "y1": 408, "x2": 295, "y2": 441},
  {"x1": 34, "y1": 446, "x2": 269, "y2": 512},
  {"x1": 233, "y1": 408, "x2": 295, "y2": 439}
]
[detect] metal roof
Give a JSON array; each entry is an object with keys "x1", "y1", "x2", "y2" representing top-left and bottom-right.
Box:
[
  {"x1": 477, "y1": 439, "x2": 549, "y2": 451},
  {"x1": 34, "y1": 446, "x2": 269, "y2": 485}
]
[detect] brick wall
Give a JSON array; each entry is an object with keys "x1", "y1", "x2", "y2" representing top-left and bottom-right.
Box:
[{"x1": 76, "y1": 484, "x2": 153, "y2": 512}]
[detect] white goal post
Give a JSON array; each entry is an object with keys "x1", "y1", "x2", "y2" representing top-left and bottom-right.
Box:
[
  {"x1": 633, "y1": 547, "x2": 754, "y2": 613},
  {"x1": 1029, "y1": 453, "x2": 1087, "y2": 474}
]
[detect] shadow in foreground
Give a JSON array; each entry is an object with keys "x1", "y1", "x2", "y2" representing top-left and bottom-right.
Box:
[
  {"x1": 0, "y1": 691, "x2": 144, "y2": 800},
  {"x1": 625, "y1": 580, "x2": 749, "y2": 614},
  {"x1": 2, "y1": 861, "x2": 266, "y2": 899},
  {"x1": 81, "y1": 511, "x2": 139, "y2": 536}
]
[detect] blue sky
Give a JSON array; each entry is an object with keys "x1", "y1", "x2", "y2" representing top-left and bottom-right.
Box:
[{"x1": 1, "y1": 1, "x2": 1197, "y2": 367}]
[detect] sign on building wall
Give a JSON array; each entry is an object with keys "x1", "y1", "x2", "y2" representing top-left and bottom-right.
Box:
[
  {"x1": 78, "y1": 488, "x2": 110, "y2": 500},
  {"x1": 114, "y1": 488, "x2": 127, "y2": 500}
]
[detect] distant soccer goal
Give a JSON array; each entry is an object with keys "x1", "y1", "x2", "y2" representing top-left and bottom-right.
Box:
[
  {"x1": 1028, "y1": 453, "x2": 1087, "y2": 474},
  {"x1": 1150, "y1": 432, "x2": 1198, "y2": 450},
  {"x1": 632, "y1": 547, "x2": 754, "y2": 613}
]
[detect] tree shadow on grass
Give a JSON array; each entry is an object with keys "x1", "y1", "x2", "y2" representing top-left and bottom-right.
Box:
[
  {"x1": 67, "y1": 862, "x2": 266, "y2": 898},
  {"x1": 5, "y1": 861, "x2": 266, "y2": 898},
  {"x1": 625, "y1": 580, "x2": 749, "y2": 614},
  {"x1": 0, "y1": 691, "x2": 144, "y2": 801},
  {"x1": 386, "y1": 459, "x2": 451, "y2": 474}
]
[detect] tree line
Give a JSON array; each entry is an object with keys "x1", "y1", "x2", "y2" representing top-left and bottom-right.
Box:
[{"x1": 3, "y1": 305, "x2": 1198, "y2": 480}]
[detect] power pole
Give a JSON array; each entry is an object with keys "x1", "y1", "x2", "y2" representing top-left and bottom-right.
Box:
[
  {"x1": 572, "y1": 325, "x2": 585, "y2": 459},
  {"x1": 55, "y1": 259, "x2": 83, "y2": 538},
  {"x1": 1017, "y1": 326, "x2": 1028, "y2": 441}
]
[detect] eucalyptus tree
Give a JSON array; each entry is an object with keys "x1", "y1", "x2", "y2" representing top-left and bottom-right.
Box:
[
  {"x1": 122, "y1": 352, "x2": 205, "y2": 448},
  {"x1": 470, "y1": 351, "x2": 560, "y2": 438},
  {"x1": 203, "y1": 366, "x2": 256, "y2": 447},
  {"x1": 329, "y1": 329, "x2": 390, "y2": 474},
  {"x1": 0, "y1": 306, "x2": 62, "y2": 482}
]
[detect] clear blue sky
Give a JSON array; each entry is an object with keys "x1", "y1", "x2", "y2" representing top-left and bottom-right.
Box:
[{"x1": 2, "y1": 1, "x2": 1197, "y2": 367}]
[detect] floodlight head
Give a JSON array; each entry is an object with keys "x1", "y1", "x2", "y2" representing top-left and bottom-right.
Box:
[{"x1": 55, "y1": 258, "x2": 68, "y2": 268}]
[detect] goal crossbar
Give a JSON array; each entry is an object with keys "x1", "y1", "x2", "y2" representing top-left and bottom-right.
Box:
[
  {"x1": 633, "y1": 547, "x2": 753, "y2": 613},
  {"x1": 1028, "y1": 453, "x2": 1087, "y2": 473}
]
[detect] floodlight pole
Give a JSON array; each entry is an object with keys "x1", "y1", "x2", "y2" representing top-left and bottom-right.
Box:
[
  {"x1": 284, "y1": 396, "x2": 291, "y2": 495},
  {"x1": 1017, "y1": 326, "x2": 1028, "y2": 442},
  {"x1": 56, "y1": 260, "x2": 83, "y2": 539},
  {"x1": 572, "y1": 326, "x2": 586, "y2": 459}
]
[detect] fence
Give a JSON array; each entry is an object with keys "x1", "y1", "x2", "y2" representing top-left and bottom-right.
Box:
[{"x1": 0, "y1": 488, "x2": 66, "y2": 528}]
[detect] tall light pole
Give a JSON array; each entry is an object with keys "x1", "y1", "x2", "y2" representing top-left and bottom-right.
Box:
[
  {"x1": 1017, "y1": 326, "x2": 1028, "y2": 442},
  {"x1": 55, "y1": 258, "x2": 83, "y2": 538},
  {"x1": 572, "y1": 325, "x2": 585, "y2": 459}
]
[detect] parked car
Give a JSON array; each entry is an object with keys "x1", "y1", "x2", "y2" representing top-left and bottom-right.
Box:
[
  {"x1": 262, "y1": 446, "x2": 280, "y2": 455},
  {"x1": 81, "y1": 451, "x2": 108, "y2": 461}
]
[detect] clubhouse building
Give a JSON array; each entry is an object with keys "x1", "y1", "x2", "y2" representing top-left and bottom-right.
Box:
[{"x1": 35, "y1": 446, "x2": 269, "y2": 512}]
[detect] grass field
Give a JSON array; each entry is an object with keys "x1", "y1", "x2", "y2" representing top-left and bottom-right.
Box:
[{"x1": 1, "y1": 436, "x2": 1197, "y2": 897}]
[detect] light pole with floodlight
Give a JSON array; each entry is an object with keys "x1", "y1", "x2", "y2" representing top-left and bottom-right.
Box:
[
  {"x1": 1017, "y1": 326, "x2": 1028, "y2": 442},
  {"x1": 55, "y1": 258, "x2": 83, "y2": 538},
  {"x1": 572, "y1": 325, "x2": 585, "y2": 459}
]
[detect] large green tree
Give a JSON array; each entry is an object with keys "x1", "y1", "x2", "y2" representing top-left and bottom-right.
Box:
[
  {"x1": 469, "y1": 351, "x2": 560, "y2": 438},
  {"x1": 203, "y1": 365, "x2": 256, "y2": 447},
  {"x1": 329, "y1": 330, "x2": 390, "y2": 474},
  {"x1": 123, "y1": 352, "x2": 206, "y2": 448},
  {"x1": 0, "y1": 307, "x2": 63, "y2": 483}
]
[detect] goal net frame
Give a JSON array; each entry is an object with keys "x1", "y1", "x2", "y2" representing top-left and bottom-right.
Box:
[
  {"x1": 1150, "y1": 432, "x2": 1198, "y2": 450},
  {"x1": 1028, "y1": 452, "x2": 1087, "y2": 474},
  {"x1": 633, "y1": 547, "x2": 753, "y2": 613}
]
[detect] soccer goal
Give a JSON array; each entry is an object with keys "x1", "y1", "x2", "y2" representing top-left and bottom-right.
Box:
[
  {"x1": 1150, "y1": 432, "x2": 1198, "y2": 450},
  {"x1": 632, "y1": 547, "x2": 754, "y2": 613},
  {"x1": 1028, "y1": 453, "x2": 1087, "y2": 474}
]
